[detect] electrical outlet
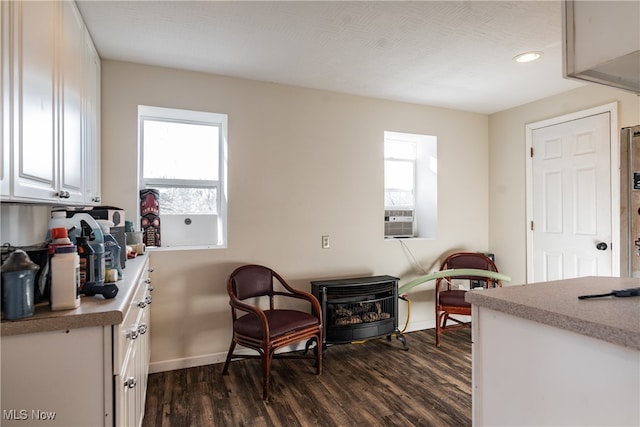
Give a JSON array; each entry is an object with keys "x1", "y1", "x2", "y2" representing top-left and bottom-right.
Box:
[{"x1": 321, "y1": 235, "x2": 330, "y2": 249}]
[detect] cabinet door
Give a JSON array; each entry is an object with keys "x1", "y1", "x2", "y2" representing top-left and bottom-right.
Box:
[
  {"x1": 84, "y1": 29, "x2": 101, "y2": 205},
  {"x1": 116, "y1": 341, "x2": 139, "y2": 427},
  {"x1": 11, "y1": 0, "x2": 58, "y2": 200},
  {"x1": 0, "y1": 327, "x2": 108, "y2": 426},
  {"x1": 116, "y1": 307, "x2": 149, "y2": 427},
  {"x1": 1, "y1": 1, "x2": 10, "y2": 197},
  {"x1": 59, "y1": 1, "x2": 85, "y2": 203}
]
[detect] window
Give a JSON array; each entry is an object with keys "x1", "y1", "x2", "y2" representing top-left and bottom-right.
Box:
[
  {"x1": 384, "y1": 131, "x2": 437, "y2": 239},
  {"x1": 139, "y1": 105, "x2": 228, "y2": 248}
]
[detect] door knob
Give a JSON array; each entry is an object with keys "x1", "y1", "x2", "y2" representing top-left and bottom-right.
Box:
[{"x1": 596, "y1": 242, "x2": 608, "y2": 251}]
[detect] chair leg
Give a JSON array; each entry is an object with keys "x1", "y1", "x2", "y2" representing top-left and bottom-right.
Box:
[
  {"x1": 436, "y1": 311, "x2": 446, "y2": 347},
  {"x1": 221, "y1": 340, "x2": 236, "y2": 375},
  {"x1": 262, "y1": 350, "x2": 274, "y2": 400}
]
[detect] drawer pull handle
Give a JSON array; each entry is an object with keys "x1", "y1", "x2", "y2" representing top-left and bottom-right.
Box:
[
  {"x1": 138, "y1": 324, "x2": 148, "y2": 335},
  {"x1": 137, "y1": 301, "x2": 147, "y2": 309},
  {"x1": 147, "y1": 285, "x2": 154, "y2": 292},
  {"x1": 127, "y1": 329, "x2": 139, "y2": 340},
  {"x1": 145, "y1": 278, "x2": 152, "y2": 285},
  {"x1": 124, "y1": 377, "x2": 137, "y2": 388},
  {"x1": 145, "y1": 295, "x2": 153, "y2": 305},
  {"x1": 148, "y1": 267, "x2": 155, "y2": 273}
]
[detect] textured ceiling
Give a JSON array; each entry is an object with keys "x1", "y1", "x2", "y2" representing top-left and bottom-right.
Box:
[{"x1": 76, "y1": 0, "x2": 586, "y2": 114}]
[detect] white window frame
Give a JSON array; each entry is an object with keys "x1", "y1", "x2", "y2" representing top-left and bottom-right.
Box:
[{"x1": 138, "y1": 105, "x2": 228, "y2": 248}]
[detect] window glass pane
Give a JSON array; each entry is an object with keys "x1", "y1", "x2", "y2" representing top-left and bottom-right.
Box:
[
  {"x1": 385, "y1": 190, "x2": 414, "y2": 207},
  {"x1": 385, "y1": 160, "x2": 414, "y2": 190},
  {"x1": 156, "y1": 187, "x2": 217, "y2": 215},
  {"x1": 143, "y1": 120, "x2": 219, "y2": 181}
]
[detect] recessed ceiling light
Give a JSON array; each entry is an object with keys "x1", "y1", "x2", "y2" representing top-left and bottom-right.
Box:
[{"x1": 513, "y1": 51, "x2": 543, "y2": 63}]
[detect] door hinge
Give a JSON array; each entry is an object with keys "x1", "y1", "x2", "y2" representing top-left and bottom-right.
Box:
[
  {"x1": 530, "y1": 147, "x2": 534, "y2": 157},
  {"x1": 530, "y1": 221, "x2": 534, "y2": 231}
]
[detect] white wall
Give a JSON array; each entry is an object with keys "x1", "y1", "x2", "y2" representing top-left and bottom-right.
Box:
[
  {"x1": 4, "y1": 60, "x2": 636, "y2": 372},
  {"x1": 101, "y1": 60, "x2": 490, "y2": 370},
  {"x1": 488, "y1": 84, "x2": 640, "y2": 285}
]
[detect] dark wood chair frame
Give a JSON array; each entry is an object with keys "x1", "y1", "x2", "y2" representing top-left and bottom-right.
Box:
[
  {"x1": 435, "y1": 252, "x2": 501, "y2": 347},
  {"x1": 222, "y1": 264, "x2": 323, "y2": 399}
]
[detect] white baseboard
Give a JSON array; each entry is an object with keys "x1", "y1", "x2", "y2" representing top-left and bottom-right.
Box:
[
  {"x1": 149, "y1": 325, "x2": 436, "y2": 374},
  {"x1": 402, "y1": 320, "x2": 436, "y2": 333},
  {"x1": 148, "y1": 342, "x2": 311, "y2": 374},
  {"x1": 149, "y1": 352, "x2": 227, "y2": 374}
]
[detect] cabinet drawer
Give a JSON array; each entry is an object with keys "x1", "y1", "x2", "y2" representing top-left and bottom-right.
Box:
[{"x1": 114, "y1": 259, "x2": 151, "y2": 373}]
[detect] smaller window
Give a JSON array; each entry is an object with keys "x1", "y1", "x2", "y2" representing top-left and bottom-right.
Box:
[
  {"x1": 139, "y1": 106, "x2": 228, "y2": 248},
  {"x1": 384, "y1": 131, "x2": 437, "y2": 239}
]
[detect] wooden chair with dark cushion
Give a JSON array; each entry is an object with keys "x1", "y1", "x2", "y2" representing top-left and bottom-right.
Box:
[
  {"x1": 435, "y1": 252, "x2": 501, "y2": 346},
  {"x1": 221, "y1": 264, "x2": 322, "y2": 399}
]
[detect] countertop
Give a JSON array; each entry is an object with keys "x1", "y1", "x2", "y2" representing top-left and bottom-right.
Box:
[
  {"x1": 465, "y1": 276, "x2": 640, "y2": 351},
  {"x1": 1, "y1": 254, "x2": 149, "y2": 336}
]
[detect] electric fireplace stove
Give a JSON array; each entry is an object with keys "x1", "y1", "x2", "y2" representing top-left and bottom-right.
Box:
[{"x1": 310, "y1": 275, "x2": 407, "y2": 351}]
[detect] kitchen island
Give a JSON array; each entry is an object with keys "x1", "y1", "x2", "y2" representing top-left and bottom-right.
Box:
[
  {"x1": 1, "y1": 254, "x2": 152, "y2": 427},
  {"x1": 466, "y1": 276, "x2": 640, "y2": 427}
]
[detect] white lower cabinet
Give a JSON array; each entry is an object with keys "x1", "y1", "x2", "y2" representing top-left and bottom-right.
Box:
[{"x1": 0, "y1": 258, "x2": 153, "y2": 426}]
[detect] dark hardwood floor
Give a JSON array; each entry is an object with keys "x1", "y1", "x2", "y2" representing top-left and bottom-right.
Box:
[{"x1": 142, "y1": 328, "x2": 472, "y2": 427}]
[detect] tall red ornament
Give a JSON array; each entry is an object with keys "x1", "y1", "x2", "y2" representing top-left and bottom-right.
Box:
[{"x1": 140, "y1": 189, "x2": 161, "y2": 247}]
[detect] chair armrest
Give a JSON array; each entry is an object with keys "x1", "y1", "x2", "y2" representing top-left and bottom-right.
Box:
[
  {"x1": 273, "y1": 290, "x2": 322, "y2": 320},
  {"x1": 230, "y1": 298, "x2": 269, "y2": 325},
  {"x1": 271, "y1": 271, "x2": 322, "y2": 318}
]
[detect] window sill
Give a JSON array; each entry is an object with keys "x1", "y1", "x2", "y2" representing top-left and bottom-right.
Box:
[
  {"x1": 384, "y1": 236, "x2": 435, "y2": 241},
  {"x1": 145, "y1": 244, "x2": 227, "y2": 252}
]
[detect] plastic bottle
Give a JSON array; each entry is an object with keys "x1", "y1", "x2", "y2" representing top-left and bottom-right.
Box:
[
  {"x1": 91, "y1": 241, "x2": 105, "y2": 285},
  {"x1": 49, "y1": 211, "x2": 69, "y2": 230},
  {"x1": 76, "y1": 235, "x2": 96, "y2": 292},
  {"x1": 48, "y1": 227, "x2": 73, "y2": 255},
  {"x1": 103, "y1": 233, "x2": 122, "y2": 281},
  {"x1": 65, "y1": 213, "x2": 104, "y2": 245},
  {"x1": 54, "y1": 212, "x2": 105, "y2": 286},
  {"x1": 46, "y1": 211, "x2": 75, "y2": 242},
  {"x1": 96, "y1": 220, "x2": 123, "y2": 281},
  {"x1": 46, "y1": 227, "x2": 75, "y2": 299},
  {"x1": 50, "y1": 245, "x2": 80, "y2": 311}
]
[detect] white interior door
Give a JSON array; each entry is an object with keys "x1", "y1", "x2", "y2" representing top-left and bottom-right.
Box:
[{"x1": 527, "y1": 105, "x2": 617, "y2": 283}]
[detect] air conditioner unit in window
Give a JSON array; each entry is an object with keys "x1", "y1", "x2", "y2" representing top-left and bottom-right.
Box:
[{"x1": 384, "y1": 210, "x2": 415, "y2": 238}]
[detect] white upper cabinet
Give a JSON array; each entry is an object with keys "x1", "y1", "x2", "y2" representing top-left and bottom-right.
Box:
[
  {"x1": 1, "y1": 1, "x2": 10, "y2": 198},
  {"x1": 1, "y1": 0, "x2": 101, "y2": 205},
  {"x1": 60, "y1": 2, "x2": 86, "y2": 203},
  {"x1": 84, "y1": 27, "x2": 101, "y2": 205},
  {"x1": 563, "y1": 1, "x2": 640, "y2": 94},
  {"x1": 10, "y1": 1, "x2": 58, "y2": 201}
]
